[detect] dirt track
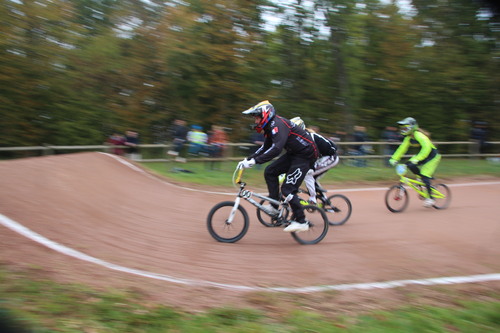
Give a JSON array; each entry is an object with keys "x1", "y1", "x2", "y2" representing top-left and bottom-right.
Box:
[{"x1": 1, "y1": 152, "x2": 499, "y2": 311}]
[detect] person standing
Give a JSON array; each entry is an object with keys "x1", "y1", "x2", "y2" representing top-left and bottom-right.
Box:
[
  {"x1": 351, "y1": 125, "x2": 368, "y2": 167},
  {"x1": 381, "y1": 126, "x2": 402, "y2": 167},
  {"x1": 187, "y1": 125, "x2": 208, "y2": 155},
  {"x1": 169, "y1": 119, "x2": 189, "y2": 157},
  {"x1": 124, "y1": 130, "x2": 140, "y2": 160},
  {"x1": 207, "y1": 125, "x2": 228, "y2": 170},
  {"x1": 106, "y1": 132, "x2": 126, "y2": 156}
]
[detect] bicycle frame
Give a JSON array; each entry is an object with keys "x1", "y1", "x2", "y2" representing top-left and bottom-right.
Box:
[
  {"x1": 227, "y1": 168, "x2": 287, "y2": 223},
  {"x1": 396, "y1": 164, "x2": 445, "y2": 199}
]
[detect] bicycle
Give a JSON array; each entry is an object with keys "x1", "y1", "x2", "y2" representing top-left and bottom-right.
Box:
[
  {"x1": 206, "y1": 166, "x2": 329, "y2": 245},
  {"x1": 385, "y1": 164, "x2": 451, "y2": 212},
  {"x1": 257, "y1": 180, "x2": 352, "y2": 226}
]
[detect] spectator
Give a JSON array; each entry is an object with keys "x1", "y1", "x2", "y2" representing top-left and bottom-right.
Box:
[
  {"x1": 207, "y1": 125, "x2": 228, "y2": 158},
  {"x1": 168, "y1": 119, "x2": 189, "y2": 157},
  {"x1": 124, "y1": 130, "x2": 140, "y2": 160},
  {"x1": 470, "y1": 121, "x2": 488, "y2": 156},
  {"x1": 249, "y1": 131, "x2": 265, "y2": 154},
  {"x1": 206, "y1": 125, "x2": 228, "y2": 170},
  {"x1": 380, "y1": 126, "x2": 402, "y2": 167},
  {"x1": 351, "y1": 125, "x2": 368, "y2": 167},
  {"x1": 106, "y1": 132, "x2": 126, "y2": 156},
  {"x1": 187, "y1": 125, "x2": 208, "y2": 155}
]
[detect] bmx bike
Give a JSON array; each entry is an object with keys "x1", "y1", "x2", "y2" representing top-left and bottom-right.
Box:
[
  {"x1": 256, "y1": 179, "x2": 352, "y2": 227},
  {"x1": 385, "y1": 164, "x2": 451, "y2": 213},
  {"x1": 206, "y1": 166, "x2": 329, "y2": 245}
]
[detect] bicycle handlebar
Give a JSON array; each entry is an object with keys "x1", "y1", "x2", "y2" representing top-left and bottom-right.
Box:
[{"x1": 232, "y1": 166, "x2": 245, "y2": 187}]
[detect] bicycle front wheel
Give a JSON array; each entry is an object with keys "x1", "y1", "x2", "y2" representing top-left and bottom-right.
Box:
[
  {"x1": 207, "y1": 201, "x2": 249, "y2": 243},
  {"x1": 322, "y1": 194, "x2": 352, "y2": 226},
  {"x1": 431, "y1": 184, "x2": 451, "y2": 210},
  {"x1": 385, "y1": 185, "x2": 409, "y2": 213},
  {"x1": 291, "y1": 205, "x2": 329, "y2": 245}
]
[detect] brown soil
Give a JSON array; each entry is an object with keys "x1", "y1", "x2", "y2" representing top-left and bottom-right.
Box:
[{"x1": 1, "y1": 152, "x2": 499, "y2": 314}]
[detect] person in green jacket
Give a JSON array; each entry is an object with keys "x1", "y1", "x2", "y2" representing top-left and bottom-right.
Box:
[{"x1": 389, "y1": 117, "x2": 441, "y2": 208}]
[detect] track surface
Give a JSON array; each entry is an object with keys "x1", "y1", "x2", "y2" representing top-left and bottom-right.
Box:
[{"x1": 1, "y1": 152, "x2": 499, "y2": 309}]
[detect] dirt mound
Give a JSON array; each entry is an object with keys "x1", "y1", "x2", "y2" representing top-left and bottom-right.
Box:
[{"x1": 1, "y1": 152, "x2": 499, "y2": 311}]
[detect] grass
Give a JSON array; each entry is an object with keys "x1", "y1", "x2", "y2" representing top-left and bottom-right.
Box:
[
  {"x1": 1, "y1": 267, "x2": 500, "y2": 332},
  {"x1": 142, "y1": 158, "x2": 500, "y2": 189}
]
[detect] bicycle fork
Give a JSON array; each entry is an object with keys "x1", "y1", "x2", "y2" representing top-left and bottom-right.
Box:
[
  {"x1": 227, "y1": 197, "x2": 242, "y2": 224},
  {"x1": 395, "y1": 184, "x2": 406, "y2": 200}
]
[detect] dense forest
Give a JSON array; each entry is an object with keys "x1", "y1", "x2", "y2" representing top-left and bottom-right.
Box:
[{"x1": 1, "y1": 0, "x2": 498, "y2": 145}]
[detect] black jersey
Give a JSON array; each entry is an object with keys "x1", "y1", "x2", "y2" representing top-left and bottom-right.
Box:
[
  {"x1": 250, "y1": 116, "x2": 318, "y2": 164},
  {"x1": 310, "y1": 132, "x2": 337, "y2": 157}
]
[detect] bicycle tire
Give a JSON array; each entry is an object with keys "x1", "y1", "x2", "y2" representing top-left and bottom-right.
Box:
[
  {"x1": 207, "y1": 201, "x2": 249, "y2": 243},
  {"x1": 431, "y1": 184, "x2": 451, "y2": 210},
  {"x1": 385, "y1": 184, "x2": 409, "y2": 213},
  {"x1": 291, "y1": 205, "x2": 329, "y2": 245},
  {"x1": 321, "y1": 194, "x2": 352, "y2": 226}
]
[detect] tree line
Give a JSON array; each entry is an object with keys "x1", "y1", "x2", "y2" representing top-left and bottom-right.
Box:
[{"x1": 1, "y1": 0, "x2": 498, "y2": 146}]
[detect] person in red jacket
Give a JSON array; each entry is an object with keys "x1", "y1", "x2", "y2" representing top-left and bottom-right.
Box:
[{"x1": 238, "y1": 100, "x2": 318, "y2": 233}]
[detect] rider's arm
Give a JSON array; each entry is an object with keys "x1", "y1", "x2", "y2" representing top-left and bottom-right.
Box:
[
  {"x1": 253, "y1": 120, "x2": 289, "y2": 164},
  {"x1": 410, "y1": 131, "x2": 433, "y2": 163},
  {"x1": 249, "y1": 135, "x2": 271, "y2": 159},
  {"x1": 391, "y1": 136, "x2": 410, "y2": 162}
]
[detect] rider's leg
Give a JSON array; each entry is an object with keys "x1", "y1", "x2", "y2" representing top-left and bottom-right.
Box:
[
  {"x1": 281, "y1": 156, "x2": 312, "y2": 223},
  {"x1": 420, "y1": 154, "x2": 442, "y2": 198},
  {"x1": 264, "y1": 154, "x2": 291, "y2": 208},
  {"x1": 304, "y1": 169, "x2": 316, "y2": 203},
  {"x1": 406, "y1": 162, "x2": 422, "y2": 177},
  {"x1": 311, "y1": 155, "x2": 339, "y2": 200},
  {"x1": 312, "y1": 155, "x2": 339, "y2": 177}
]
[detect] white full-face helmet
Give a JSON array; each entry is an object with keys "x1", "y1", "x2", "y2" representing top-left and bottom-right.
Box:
[
  {"x1": 397, "y1": 117, "x2": 418, "y2": 136},
  {"x1": 290, "y1": 116, "x2": 305, "y2": 130}
]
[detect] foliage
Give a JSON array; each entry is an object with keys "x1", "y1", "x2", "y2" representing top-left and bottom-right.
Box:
[{"x1": 0, "y1": 0, "x2": 498, "y2": 146}]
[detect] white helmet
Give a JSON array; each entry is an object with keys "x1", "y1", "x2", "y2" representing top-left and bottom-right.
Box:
[
  {"x1": 290, "y1": 116, "x2": 305, "y2": 130},
  {"x1": 397, "y1": 117, "x2": 418, "y2": 136}
]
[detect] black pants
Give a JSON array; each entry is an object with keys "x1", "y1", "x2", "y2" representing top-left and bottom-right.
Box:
[{"x1": 264, "y1": 154, "x2": 314, "y2": 223}]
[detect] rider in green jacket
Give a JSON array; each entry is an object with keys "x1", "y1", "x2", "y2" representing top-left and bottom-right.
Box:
[{"x1": 389, "y1": 117, "x2": 441, "y2": 207}]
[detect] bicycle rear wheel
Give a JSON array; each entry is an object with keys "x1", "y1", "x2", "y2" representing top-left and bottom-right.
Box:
[
  {"x1": 385, "y1": 184, "x2": 409, "y2": 213},
  {"x1": 291, "y1": 205, "x2": 329, "y2": 245},
  {"x1": 207, "y1": 201, "x2": 249, "y2": 243},
  {"x1": 256, "y1": 199, "x2": 289, "y2": 227},
  {"x1": 322, "y1": 194, "x2": 352, "y2": 226},
  {"x1": 431, "y1": 184, "x2": 451, "y2": 210}
]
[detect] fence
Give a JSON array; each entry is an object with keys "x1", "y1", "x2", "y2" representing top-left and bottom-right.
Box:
[{"x1": 1, "y1": 141, "x2": 499, "y2": 163}]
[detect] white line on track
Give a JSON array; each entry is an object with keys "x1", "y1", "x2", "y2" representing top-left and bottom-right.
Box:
[
  {"x1": 0, "y1": 152, "x2": 498, "y2": 293},
  {"x1": 1, "y1": 213, "x2": 499, "y2": 293}
]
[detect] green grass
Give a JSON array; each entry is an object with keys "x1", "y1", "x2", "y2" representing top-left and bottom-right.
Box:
[
  {"x1": 143, "y1": 158, "x2": 500, "y2": 188},
  {"x1": 1, "y1": 267, "x2": 499, "y2": 332}
]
